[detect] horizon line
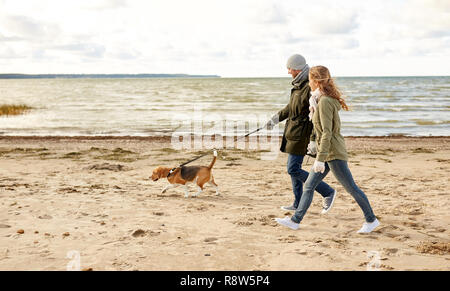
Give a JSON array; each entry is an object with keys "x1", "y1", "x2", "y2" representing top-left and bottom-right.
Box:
[{"x1": 1, "y1": 73, "x2": 449, "y2": 79}]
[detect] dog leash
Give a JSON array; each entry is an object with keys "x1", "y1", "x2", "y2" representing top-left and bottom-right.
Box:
[{"x1": 167, "y1": 126, "x2": 265, "y2": 177}]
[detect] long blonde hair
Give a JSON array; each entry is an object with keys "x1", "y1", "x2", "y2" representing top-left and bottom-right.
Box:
[{"x1": 309, "y1": 65, "x2": 349, "y2": 111}]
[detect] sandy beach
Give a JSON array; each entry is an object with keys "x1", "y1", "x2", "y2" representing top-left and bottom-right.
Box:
[{"x1": 0, "y1": 136, "x2": 449, "y2": 271}]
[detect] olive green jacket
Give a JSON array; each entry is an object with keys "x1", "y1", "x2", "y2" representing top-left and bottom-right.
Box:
[
  {"x1": 277, "y1": 79, "x2": 314, "y2": 155},
  {"x1": 311, "y1": 96, "x2": 348, "y2": 162}
]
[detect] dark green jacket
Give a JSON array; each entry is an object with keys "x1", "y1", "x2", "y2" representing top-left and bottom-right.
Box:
[
  {"x1": 277, "y1": 79, "x2": 314, "y2": 155},
  {"x1": 311, "y1": 96, "x2": 348, "y2": 162}
]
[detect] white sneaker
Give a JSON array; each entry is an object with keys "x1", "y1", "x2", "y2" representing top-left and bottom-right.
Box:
[
  {"x1": 275, "y1": 216, "x2": 300, "y2": 230},
  {"x1": 357, "y1": 218, "x2": 380, "y2": 234}
]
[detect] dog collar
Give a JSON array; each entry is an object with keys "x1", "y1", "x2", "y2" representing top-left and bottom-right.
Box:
[{"x1": 167, "y1": 167, "x2": 177, "y2": 177}]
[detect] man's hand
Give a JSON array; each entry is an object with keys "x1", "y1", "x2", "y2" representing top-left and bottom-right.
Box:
[
  {"x1": 265, "y1": 114, "x2": 279, "y2": 130},
  {"x1": 265, "y1": 120, "x2": 275, "y2": 130}
]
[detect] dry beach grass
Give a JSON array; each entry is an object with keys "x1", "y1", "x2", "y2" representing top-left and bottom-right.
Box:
[
  {"x1": 0, "y1": 104, "x2": 32, "y2": 116},
  {"x1": 0, "y1": 136, "x2": 449, "y2": 270}
]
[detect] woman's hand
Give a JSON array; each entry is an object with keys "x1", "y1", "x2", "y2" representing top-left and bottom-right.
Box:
[
  {"x1": 307, "y1": 141, "x2": 317, "y2": 155},
  {"x1": 313, "y1": 160, "x2": 325, "y2": 173}
]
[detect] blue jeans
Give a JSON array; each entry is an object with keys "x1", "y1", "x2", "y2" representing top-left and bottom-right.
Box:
[
  {"x1": 291, "y1": 159, "x2": 376, "y2": 223},
  {"x1": 287, "y1": 154, "x2": 335, "y2": 208}
]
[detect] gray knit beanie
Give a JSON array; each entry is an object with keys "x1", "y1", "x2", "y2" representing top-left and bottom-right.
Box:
[{"x1": 286, "y1": 54, "x2": 306, "y2": 70}]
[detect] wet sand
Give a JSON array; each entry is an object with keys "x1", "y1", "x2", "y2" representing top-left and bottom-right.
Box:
[{"x1": 0, "y1": 136, "x2": 449, "y2": 270}]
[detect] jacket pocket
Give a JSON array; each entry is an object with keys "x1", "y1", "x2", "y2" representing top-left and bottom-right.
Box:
[{"x1": 285, "y1": 118, "x2": 309, "y2": 141}]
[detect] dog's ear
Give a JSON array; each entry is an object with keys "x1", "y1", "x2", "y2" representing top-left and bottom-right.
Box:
[
  {"x1": 150, "y1": 167, "x2": 160, "y2": 178},
  {"x1": 153, "y1": 166, "x2": 169, "y2": 179},
  {"x1": 156, "y1": 167, "x2": 164, "y2": 178}
]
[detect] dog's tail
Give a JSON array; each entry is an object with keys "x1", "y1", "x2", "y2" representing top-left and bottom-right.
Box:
[{"x1": 208, "y1": 150, "x2": 218, "y2": 169}]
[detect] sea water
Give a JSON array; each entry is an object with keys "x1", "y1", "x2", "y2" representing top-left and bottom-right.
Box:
[{"x1": 0, "y1": 76, "x2": 449, "y2": 136}]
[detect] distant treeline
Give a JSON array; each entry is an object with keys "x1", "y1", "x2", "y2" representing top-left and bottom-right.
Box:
[{"x1": 0, "y1": 74, "x2": 220, "y2": 79}]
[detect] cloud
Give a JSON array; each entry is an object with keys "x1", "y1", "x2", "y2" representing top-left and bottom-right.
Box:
[
  {"x1": 106, "y1": 46, "x2": 142, "y2": 60},
  {"x1": 281, "y1": 33, "x2": 308, "y2": 44},
  {"x1": 0, "y1": 0, "x2": 448, "y2": 76},
  {"x1": 378, "y1": 0, "x2": 450, "y2": 40},
  {"x1": 423, "y1": 30, "x2": 450, "y2": 38},
  {"x1": 2, "y1": 15, "x2": 42, "y2": 37},
  {"x1": 82, "y1": 0, "x2": 127, "y2": 10},
  {"x1": 308, "y1": 12, "x2": 358, "y2": 35},
  {"x1": 51, "y1": 43, "x2": 106, "y2": 58},
  {"x1": 208, "y1": 51, "x2": 228, "y2": 58},
  {"x1": 0, "y1": 33, "x2": 24, "y2": 42},
  {"x1": 0, "y1": 46, "x2": 25, "y2": 59},
  {"x1": 260, "y1": 3, "x2": 288, "y2": 24},
  {"x1": 31, "y1": 48, "x2": 47, "y2": 60},
  {"x1": 1, "y1": 15, "x2": 60, "y2": 41}
]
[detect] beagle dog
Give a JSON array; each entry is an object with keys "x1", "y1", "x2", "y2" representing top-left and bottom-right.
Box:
[{"x1": 151, "y1": 150, "x2": 219, "y2": 198}]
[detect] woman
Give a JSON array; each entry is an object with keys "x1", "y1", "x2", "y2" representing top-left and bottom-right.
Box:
[
  {"x1": 275, "y1": 65, "x2": 380, "y2": 233},
  {"x1": 266, "y1": 54, "x2": 336, "y2": 213}
]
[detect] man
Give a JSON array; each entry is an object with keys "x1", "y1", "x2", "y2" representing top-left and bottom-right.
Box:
[{"x1": 266, "y1": 54, "x2": 336, "y2": 213}]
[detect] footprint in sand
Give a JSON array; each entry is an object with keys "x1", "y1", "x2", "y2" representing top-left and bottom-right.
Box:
[
  {"x1": 58, "y1": 187, "x2": 80, "y2": 193},
  {"x1": 204, "y1": 237, "x2": 218, "y2": 243},
  {"x1": 407, "y1": 208, "x2": 424, "y2": 216},
  {"x1": 234, "y1": 220, "x2": 254, "y2": 226},
  {"x1": 186, "y1": 203, "x2": 216, "y2": 212},
  {"x1": 233, "y1": 214, "x2": 278, "y2": 227},
  {"x1": 131, "y1": 229, "x2": 160, "y2": 238},
  {"x1": 383, "y1": 248, "x2": 399, "y2": 256},
  {"x1": 278, "y1": 235, "x2": 300, "y2": 243},
  {"x1": 402, "y1": 221, "x2": 426, "y2": 230},
  {"x1": 256, "y1": 215, "x2": 278, "y2": 227},
  {"x1": 156, "y1": 193, "x2": 179, "y2": 198},
  {"x1": 330, "y1": 238, "x2": 348, "y2": 249},
  {"x1": 428, "y1": 228, "x2": 447, "y2": 234},
  {"x1": 358, "y1": 261, "x2": 394, "y2": 270},
  {"x1": 375, "y1": 225, "x2": 400, "y2": 232},
  {"x1": 416, "y1": 241, "x2": 450, "y2": 255},
  {"x1": 84, "y1": 163, "x2": 130, "y2": 172}
]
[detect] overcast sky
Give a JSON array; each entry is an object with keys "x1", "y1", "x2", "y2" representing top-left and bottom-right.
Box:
[{"x1": 0, "y1": 0, "x2": 449, "y2": 77}]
